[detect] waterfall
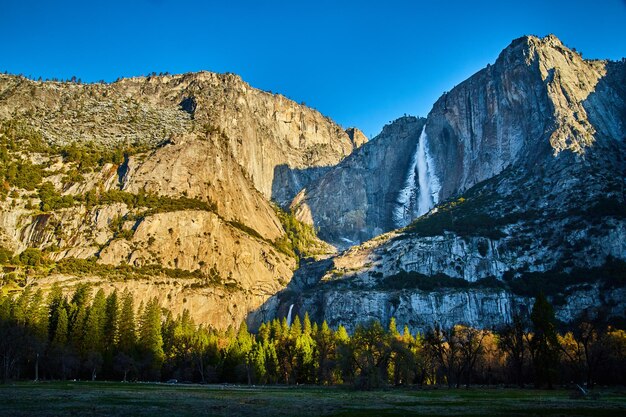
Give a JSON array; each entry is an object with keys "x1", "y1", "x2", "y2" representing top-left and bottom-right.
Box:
[
  {"x1": 286, "y1": 304, "x2": 294, "y2": 326},
  {"x1": 416, "y1": 128, "x2": 433, "y2": 215},
  {"x1": 393, "y1": 126, "x2": 440, "y2": 227},
  {"x1": 425, "y1": 138, "x2": 441, "y2": 208}
]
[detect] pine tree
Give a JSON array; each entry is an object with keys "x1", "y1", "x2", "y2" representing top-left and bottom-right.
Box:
[
  {"x1": 250, "y1": 341, "x2": 266, "y2": 384},
  {"x1": 223, "y1": 321, "x2": 254, "y2": 383},
  {"x1": 530, "y1": 293, "x2": 560, "y2": 388},
  {"x1": 46, "y1": 284, "x2": 64, "y2": 343},
  {"x1": 0, "y1": 295, "x2": 11, "y2": 322},
  {"x1": 84, "y1": 289, "x2": 106, "y2": 354},
  {"x1": 117, "y1": 290, "x2": 136, "y2": 354},
  {"x1": 104, "y1": 290, "x2": 119, "y2": 349},
  {"x1": 314, "y1": 321, "x2": 336, "y2": 385},
  {"x1": 30, "y1": 289, "x2": 49, "y2": 342},
  {"x1": 12, "y1": 286, "x2": 32, "y2": 325},
  {"x1": 263, "y1": 340, "x2": 280, "y2": 383},
  {"x1": 68, "y1": 284, "x2": 92, "y2": 351},
  {"x1": 303, "y1": 312, "x2": 312, "y2": 335},
  {"x1": 295, "y1": 326, "x2": 315, "y2": 383},
  {"x1": 138, "y1": 297, "x2": 164, "y2": 379},
  {"x1": 53, "y1": 307, "x2": 68, "y2": 347},
  {"x1": 290, "y1": 315, "x2": 302, "y2": 338},
  {"x1": 389, "y1": 317, "x2": 400, "y2": 338}
]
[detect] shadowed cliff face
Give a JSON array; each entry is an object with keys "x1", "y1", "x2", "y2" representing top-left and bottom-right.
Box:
[
  {"x1": 253, "y1": 35, "x2": 626, "y2": 333},
  {"x1": 289, "y1": 35, "x2": 625, "y2": 251},
  {"x1": 291, "y1": 116, "x2": 426, "y2": 249}
]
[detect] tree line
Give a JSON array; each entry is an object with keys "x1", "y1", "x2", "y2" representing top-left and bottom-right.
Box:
[{"x1": 1, "y1": 285, "x2": 625, "y2": 389}]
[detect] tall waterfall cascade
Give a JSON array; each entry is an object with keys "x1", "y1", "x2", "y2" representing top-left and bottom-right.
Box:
[{"x1": 393, "y1": 126, "x2": 440, "y2": 227}]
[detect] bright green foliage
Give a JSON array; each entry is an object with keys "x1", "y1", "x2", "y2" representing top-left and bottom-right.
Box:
[
  {"x1": 273, "y1": 206, "x2": 328, "y2": 259},
  {"x1": 314, "y1": 321, "x2": 337, "y2": 385},
  {"x1": 67, "y1": 284, "x2": 92, "y2": 351},
  {"x1": 295, "y1": 324, "x2": 315, "y2": 383},
  {"x1": 37, "y1": 181, "x2": 75, "y2": 211},
  {"x1": 18, "y1": 248, "x2": 43, "y2": 266},
  {"x1": 12, "y1": 286, "x2": 33, "y2": 326},
  {"x1": 59, "y1": 142, "x2": 146, "y2": 173},
  {"x1": 103, "y1": 290, "x2": 119, "y2": 349},
  {"x1": 222, "y1": 321, "x2": 255, "y2": 383},
  {"x1": 0, "y1": 120, "x2": 49, "y2": 199},
  {"x1": 138, "y1": 297, "x2": 165, "y2": 377},
  {"x1": 84, "y1": 289, "x2": 107, "y2": 353},
  {"x1": 350, "y1": 320, "x2": 392, "y2": 389},
  {"x1": 30, "y1": 289, "x2": 49, "y2": 341},
  {"x1": 0, "y1": 295, "x2": 11, "y2": 322},
  {"x1": 117, "y1": 290, "x2": 136, "y2": 354},
  {"x1": 249, "y1": 341, "x2": 267, "y2": 383},
  {"x1": 52, "y1": 306, "x2": 69, "y2": 347},
  {"x1": 46, "y1": 284, "x2": 64, "y2": 342},
  {"x1": 0, "y1": 246, "x2": 13, "y2": 264},
  {"x1": 1, "y1": 284, "x2": 626, "y2": 387},
  {"x1": 6, "y1": 160, "x2": 44, "y2": 191}
]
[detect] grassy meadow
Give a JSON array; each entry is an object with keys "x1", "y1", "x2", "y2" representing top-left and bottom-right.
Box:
[{"x1": 0, "y1": 382, "x2": 625, "y2": 417}]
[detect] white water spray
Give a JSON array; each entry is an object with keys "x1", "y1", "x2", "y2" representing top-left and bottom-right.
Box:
[
  {"x1": 416, "y1": 128, "x2": 432, "y2": 216},
  {"x1": 286, "y1": 304, "x2": 294, "y2": 326},
  {"x1": 393, "y1": 126, "x2": 440, "y2": 227}
]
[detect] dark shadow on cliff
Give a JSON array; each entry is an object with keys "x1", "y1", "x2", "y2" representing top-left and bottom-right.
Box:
[
  {"x1": 246, "y1": 256, "x2": 335, "y2": 331},
  {"x1": 272, "y1": 117, "x2": 426, "y2": 248},
  {"x1": 581, "y1": 59, "x2": 626, "y2": 145},
  {"x1": 271, "y1": 164, "x2": 333, "y2": 208}
]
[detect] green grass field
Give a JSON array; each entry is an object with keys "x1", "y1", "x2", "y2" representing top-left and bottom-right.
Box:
[{"x1": 0, "y1": 382, "x2": 625, "y2": 417}]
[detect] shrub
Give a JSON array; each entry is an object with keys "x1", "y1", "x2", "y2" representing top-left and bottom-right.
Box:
[
  {"x1": 37, "y1": 182, "x2": 75, "y2": 211},
  {"x1": 508, "y1": 257, "x2": 626, "y2": 297},
  {"x1": 273, "y1": 206, "x2": 327, "y2": 258},
  {"x1": 0, "y1": 246, "x2": 13, "y2": 264},
  {"x1": 18, "y1": 248, "x2": 44, "y2": 266}
]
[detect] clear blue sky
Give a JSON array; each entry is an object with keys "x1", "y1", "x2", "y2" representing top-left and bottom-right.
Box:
[{"x1": 2, "y1": 0, "x2": 625, "y2": 137}]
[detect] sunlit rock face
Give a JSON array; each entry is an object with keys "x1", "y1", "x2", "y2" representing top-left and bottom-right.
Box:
[
  {"x1": 426, "y1": 34, "x2": 623, "y2": 201},
  {"x1": 256, "y1": 35, "x2": 626, "y2": 332},
  {"x1": 0, "y1": 70, "x2": 357, "y2": 330}
]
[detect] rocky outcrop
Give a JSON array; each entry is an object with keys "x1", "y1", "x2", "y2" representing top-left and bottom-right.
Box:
[
  {"x1": 291, "y1": 35, "x2": 625, "y2": 252},
  {"x1": 345, "y1": 127, "x2": 368, "y2": 148},
  {"x1": 121, "y1": 133, "x2": 284, "y2": 241},
  {"x1": 99, "y1": 210, "x2": 294, "y2": 292},
  {"x1": 35, "y1": 273, "x2": 274, "y2": 332}
]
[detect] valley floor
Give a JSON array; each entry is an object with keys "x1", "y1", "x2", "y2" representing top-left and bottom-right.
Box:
[{"x1": 0, "y1": 381, "x2": 625, "y2": 416}]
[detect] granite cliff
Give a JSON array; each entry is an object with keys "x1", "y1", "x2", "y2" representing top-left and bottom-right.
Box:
[
  {"x1": 1, "y1": 34, "x2": 624, "y2": 333},
  {"x1": 251, "y1": 35, "x2": 626, "y2": 332},
  {"x1": 0, "y1": 71, "x2": 359, "y2": 329}
]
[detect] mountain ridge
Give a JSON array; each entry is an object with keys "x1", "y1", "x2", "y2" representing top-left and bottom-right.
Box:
[
  {"x1": 250, "y1": 34, "x2": 626, "y2": 332},
  {"x1": 1, "y1": 34, "x2": 625, "y2": 333}
]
